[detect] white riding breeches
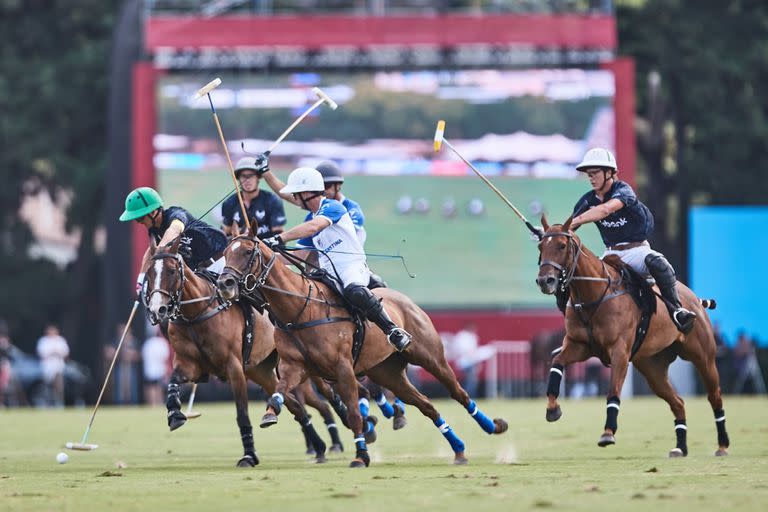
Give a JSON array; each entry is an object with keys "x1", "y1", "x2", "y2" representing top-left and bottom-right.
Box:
[{"x1": 601, "y1": 242, "x2": 661, "y2": 275}]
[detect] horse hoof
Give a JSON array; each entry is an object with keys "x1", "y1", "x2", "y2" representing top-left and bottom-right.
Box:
[
  {"x1": 597, "y1": 433, "x2": 615, "y2": 447},
  {"x1": 349, "y1": 459, "x2": 367, "y2": 468},
  {"x1": 715, "y1": 448, "x2": 728, "y2": 457},
  {"x1": 260, "y1": 414, "x2": 278, "y2": 428},
  {"x1": 168, "y1": 411, "x2": 187, "y2": 431},
  {"x1": 236, "y1": 453, "x2": 259, "y2": 468},
  {"x1": 329, "y1": 443, "x2": 344, "y2": 453},
  {"x1": 493, "y1": 418, "x2": 509, "y2": 434},
  {"x1": 364, "y1": 429, "x2": 377, "y2": 444},
  {"x1": 393, "y1": 415, "x2": 407, "y2": 431},
  {"x1": 668, "y1": 448, "x2": 686, "y2": 458},
  {"x1": 453, "y1": 452, "x2": 469, "y2": 465},
  {"x1": 545, "y1": 406, "x2": 562, "y2": 422},
  {"x1": 305, "y1": 448, "x2": 316, "y2": 456},
  {"x1": 314, "y1": 454, "x2": 327, "y2": 464}
]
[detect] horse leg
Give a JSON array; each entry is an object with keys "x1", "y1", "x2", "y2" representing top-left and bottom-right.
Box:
[
  {"x1": 633, "y1": 350, "x2": 689, "y2": 457},
  {"x1": 261, "y1": 357, "x2": 305, "y2": 428},
  {"x1": 679, "y1": 339, "x2": 731, "y2": 456},
  {"x1": 546, "y1": 338, "x2": 591, "y2": 422},
  {"x1": 410, "y1": 347, "x2": 507, "y2": 435},
  {"x1": 227, "y1": 359, "x2": 259, "y2": 468},
  {"x1": 300, "y1": 379, "x2": 344, "y2": 455},
  {"x1": 166, "y1": 366, "x2": 193, "y2": 431},
  {"x1": 312, "y1": 376, "x2": 350, "y2": 430},
  {"x1": 365, "y1": 378, "x2": 406, "y2": 430},
  {"x1": 598, "y1": 342, "x2": 632, "y2": 448},
  {"x1": 332, "y1": 362, "x2": 368, "y2": 468},
  {"x1": 367, "y1": 359, "x2": 469, "y2": 465},
  {"x1": 355, "y1": 382, "x2": 378, "y2": 444}
]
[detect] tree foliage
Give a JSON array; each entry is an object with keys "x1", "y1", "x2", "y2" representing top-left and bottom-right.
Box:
[
  {"x1": 617, "y1": 0, "x2": 768, "y2": 276},
  {"x1": 0, "y1": 0, "x2": 119, "y2": 354}
]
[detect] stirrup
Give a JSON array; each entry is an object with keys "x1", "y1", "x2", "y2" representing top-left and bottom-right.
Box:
[
  {"x1": 672, "y1": 308, "x2": 697, "y2": 334},
  {"x1": 387, "y1": 328, "x2": 412, "y2": 351}
]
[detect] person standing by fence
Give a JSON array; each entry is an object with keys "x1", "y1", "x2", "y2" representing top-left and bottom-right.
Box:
[{"x1": 36, "y1": 324, "x2": 69, "y2": 407}]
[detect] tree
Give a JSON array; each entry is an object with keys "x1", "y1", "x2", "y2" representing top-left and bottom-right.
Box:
[
  {"x1": 0, "y1": 0, "x2": 119, "y2": 360},
  {"x1": 618, "y1": 0, "x2": 768, "y2": 278}
]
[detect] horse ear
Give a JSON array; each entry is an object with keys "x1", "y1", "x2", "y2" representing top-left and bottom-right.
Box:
[
  {"x1": 248, "y1": 218, "x2": 258, "y2": 238},
  {"x1": 541, "y1": 214, "x2": 549, "y2": 232},
  {"x1": 168, "y1": 235, "x2": 182, "y2": 253},
  {"x1": 563, "y1": 215, "x2": 574, "y2": 232},
  {"x1": 149, "y1": 237, "x2": 157, "y2": 253}
]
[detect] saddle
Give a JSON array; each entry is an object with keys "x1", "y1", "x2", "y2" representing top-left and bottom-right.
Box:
[
  {"x1": 602, "y1": 255, "x2": 657, "y2": 360},
  {"x1": 305, "y1": 268, "x2": 367, "y2": 364}
]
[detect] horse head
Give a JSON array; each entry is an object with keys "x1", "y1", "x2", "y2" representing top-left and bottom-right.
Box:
[
  {"x1": 145, "y1": 236, "x2": 186, "y2": 324},
  {"x1": 535, "y1": 214, "x2": 581, "y2": 295},
  {"x1": 217, "y1": 220, "x2": 270, "y2": 302}
]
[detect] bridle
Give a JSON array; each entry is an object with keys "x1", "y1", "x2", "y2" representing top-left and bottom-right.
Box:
[
  {"x1": 221, "y1": 235, "x2": 277, "y2": 299},
  {"x1": 145, "y1": 251, "x2": 221, "y2": 324}
]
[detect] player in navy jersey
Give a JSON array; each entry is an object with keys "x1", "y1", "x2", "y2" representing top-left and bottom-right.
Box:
[
  {"x1": 569, "y1": 148, "x2": 697, "y2": 334},
  {"x1": 259, "y1": 165, "x2": 412, "y2": 352},
  {"x1": 119, "y1": 187, "x2": 228, "y2": 294},
  {"x1": 221, "y1": 157, "x2": 286, "y2": 239}
]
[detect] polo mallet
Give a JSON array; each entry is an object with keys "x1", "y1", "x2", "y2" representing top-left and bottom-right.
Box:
[
  {"x1": 65, "y1": 300, "x2": 140, "y2": 451},
  {"x1": 193, "y1": 77, "x2": 251, "y2": 233},
  {"x1": 433, "y1": 120, "x2": 542, "y2": 239},
  {"x1": 242, "y1": 86, "x2": 338, "y2": 157},
  {"x1": 185, "y1": 383, "x2": 202, "y2": 419}
]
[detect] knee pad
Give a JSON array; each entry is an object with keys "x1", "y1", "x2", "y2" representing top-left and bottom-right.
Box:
[
  {"x1": 645, "y1": 253, "x2": 675, "y2": 278},
  {"x1": 343, "y1": 284, "x2": 379, "y2": 315}
]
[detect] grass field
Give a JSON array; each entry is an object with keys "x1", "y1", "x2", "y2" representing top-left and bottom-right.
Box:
[
  {"x1": 160, "y1": 169, "x2": 604, "y2": 308},
  {"x1": 1, "y1": 397, "x2": 766, "y2": 512}
]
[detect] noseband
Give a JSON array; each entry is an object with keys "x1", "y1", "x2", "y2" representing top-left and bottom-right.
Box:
[
  {"x1": 145, "y1": 252, "x2": 186, "y2": 323},
  {"x1": 222, "y1": 236, "x2": 277, "y2": 294},
  {"x1": 538, "y1": 232, "x2": 582, "y2": 292}
]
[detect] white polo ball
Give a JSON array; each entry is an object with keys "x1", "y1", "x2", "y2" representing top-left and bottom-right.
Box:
[{"x1": 56, "y1": 452, "x2": 69, "y2": 464}]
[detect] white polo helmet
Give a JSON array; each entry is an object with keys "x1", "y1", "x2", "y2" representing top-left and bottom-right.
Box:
[
  {"x1": 280, "y1": 167, "x2": 325, "y2": 194},
  {"x1": 576, "y1": 148, "x2": 618, "y2": 172}
]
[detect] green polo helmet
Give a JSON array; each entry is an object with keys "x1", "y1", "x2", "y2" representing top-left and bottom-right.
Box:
[{"x1": 119, "y1": 187, "x2": 163, "y2": 221}]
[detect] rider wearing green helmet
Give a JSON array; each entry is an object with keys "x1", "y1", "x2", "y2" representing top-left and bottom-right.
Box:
[{"x1": 120, "y1": 187, "x2": 228, "y2": 293}]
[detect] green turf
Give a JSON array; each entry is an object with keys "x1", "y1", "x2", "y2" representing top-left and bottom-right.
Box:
[
  {"x1": 159, "y1": 169, "x2": 604, "y2": 308},
  {"x1": 1, "y1": 397, "x2": 765, "y2": 512}
]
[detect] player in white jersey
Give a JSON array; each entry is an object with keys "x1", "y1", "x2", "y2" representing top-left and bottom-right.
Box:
[{"x1": 260, "y1": 167, "x2": 411, "y2": 351}]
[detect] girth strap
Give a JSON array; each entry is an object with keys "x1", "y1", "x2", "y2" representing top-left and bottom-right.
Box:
[{"x1": 278, "y1": 316, "x2": 353, "y2": 332}]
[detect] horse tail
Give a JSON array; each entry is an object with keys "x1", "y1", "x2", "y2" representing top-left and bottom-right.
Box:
[{"x1": 700, "y1": 298, "x2": 717, "y2": 310}]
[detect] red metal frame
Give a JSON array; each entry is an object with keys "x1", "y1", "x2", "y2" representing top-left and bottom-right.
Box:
[{"x1": 147, "y1": 14, "x2": 616, "y2": 50}]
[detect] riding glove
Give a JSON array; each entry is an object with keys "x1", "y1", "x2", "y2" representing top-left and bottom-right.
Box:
[
  {"x1": 262, "y1": 235, "x2": 283, "y2": 249},
  {"x1": 253, "y1": 153, "x2": 270, "y2": 176},
  {"x1": 178, "y1": 236, "x2": 193, "y2": 260}
]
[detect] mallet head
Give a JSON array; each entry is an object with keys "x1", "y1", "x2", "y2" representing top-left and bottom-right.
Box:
[
  {"x1": 312, "y1": 87, "x2": 338, "y2": 110},
  {"x1": 194, "y1": 77, "x2": 222, "y2": 100},
  {"x1": 434, "y1": 120, "x2": 446, "y2": 152}
]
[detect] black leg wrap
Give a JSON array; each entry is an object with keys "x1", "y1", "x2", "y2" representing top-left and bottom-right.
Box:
[
  {"x1": 674, "y1": 419, "x2": 688, "y2": 455},
  {"x1": 239, "y1": 425, "x2": 255, "y2": 454},
  {"x1": 547, "y1": 364, "x2": 564, "y2": 397},
  {"x1": 296, "y1": 416, "x2": 326, "y2": 457},
  {"x1": 330, "y1": 394, "x2": 350, "y2": 428},
  {"x1": 604, "y1": 396, "x2": 620, "y2": 433},
  {"x1": 326, "y1": 421, "x2": 343, "y2": 446},
  {"x1": 714, "y1": 409, "x2": 729, "y2": 447},
  {"x1": 166, "y1": 380, "x2": 181, "y2": 410}
]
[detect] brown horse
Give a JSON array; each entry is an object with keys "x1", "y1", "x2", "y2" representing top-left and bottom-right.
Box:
[
  {"x1": 143, "y1": 238, "x2": 341, "y2": 466},
  {"x1": 216, "y1": 233, "x2": 508, "y2": 467},
  {"x1": 535, "y1": 216, "x2": 730, "y2": 457}
]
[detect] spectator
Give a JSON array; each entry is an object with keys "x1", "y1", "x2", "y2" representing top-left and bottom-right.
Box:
[
  {"x1": 36, "y1": 324, "x2": 69, "y2": 407},
  {"x1": 446, "y1": 323, "x2": 495, "y2": 398},
  {"x1": 0, "y1": 319, "x2": 11, "y2": 407},
  {"x1": 142, "y1": 328, "x2": 170, "y2": 406},
  {"x1": 732, "y1": 331, "x2": 767, "y2": 394},
  {"x1": 104, "y1": 323, "x2": 141, "y2": 404}
]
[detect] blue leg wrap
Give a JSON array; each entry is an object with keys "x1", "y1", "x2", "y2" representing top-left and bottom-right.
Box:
[
  {"x1": 434, "y1": 417, "x2": 465, "y2": 453},
  {"x1": 358, "y1": 397, "x2": 370, "y2": 418},
  {"x1": 466, "y1": 399, "x2": 495, "y2": 434},
  {"x1": 375, "y1": 393, "x2": 395, "y2": 419},
  {"x1": 268, "y1": 393, "x2": 284, "y2": 415},
  {"x1": 394, "y1": 398, "x2": 405, "y2": 414},
  {"x1": 354, "y1": 436, "x2": 367, "y2": 452}
]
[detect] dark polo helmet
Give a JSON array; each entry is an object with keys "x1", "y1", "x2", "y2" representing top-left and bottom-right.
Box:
[{"x1": 315, "y1": 161, "x2": 344, "y2": 184}]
